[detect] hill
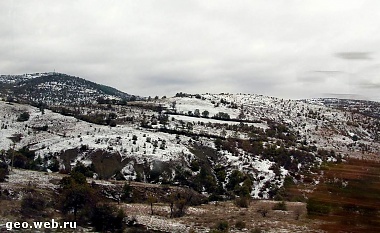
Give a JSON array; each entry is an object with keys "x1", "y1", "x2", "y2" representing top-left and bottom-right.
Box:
[
  {"x1": 1, "y1": 87, "x2": 380, "y2": 231},
  {"x1": 0, "y1": 72, "x2": 137, "y2": 105}
]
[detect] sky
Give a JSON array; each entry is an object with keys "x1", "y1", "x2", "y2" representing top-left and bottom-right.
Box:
[{"x1": 1, "y1": 0, "x2": 380, "y2": 101}]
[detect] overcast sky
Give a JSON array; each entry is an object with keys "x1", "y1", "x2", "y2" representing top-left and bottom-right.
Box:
[{"x1": 1, "y1": 0, "x2": 380, "y2": 100}]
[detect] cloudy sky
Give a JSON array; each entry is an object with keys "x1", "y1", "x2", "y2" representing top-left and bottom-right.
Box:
[{"x1": 1, "y1": 0, "x2": 380, "y2": 100}]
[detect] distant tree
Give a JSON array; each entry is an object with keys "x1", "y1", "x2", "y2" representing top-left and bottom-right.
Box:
[
  {"x1": 171, "y1": 101, "x2": 177, "y2": 111},
  {"x1": 129, "y1": 95, "x2": 137, "y2": 101},
  {"x1": 194, "y1": 109, "x2": 200, "y2": 117},
  {"x1": 119, "y1": 99, "x2": 128, "y2": 105},
  {"x1": 109, "y1": 120, "x2": 117, "y2": 127},
  {"x1": 213, "y1": 112, "x2": 230, "y2": 120},
  {"x1": 121, "y1": 182, "x2": 132, "y2": 202},
  {"x1": 96, "y1": 97, "x2": 106, "y2": 104},
  {"x1": 159, "y1": 114, "x2": 169, "y2": 126},
  {"x1": 48, "y1": 157, "x2": 60, "y2": 172},
  {"x1": 202, "y1": 110, "x2": 209, "y2": 118},
  {"x1": 6, "y1": 96, "x2": 14, "y2": 103},
  {"x1": 238, "y1": 109, "x2": 245, "y2": 120}
]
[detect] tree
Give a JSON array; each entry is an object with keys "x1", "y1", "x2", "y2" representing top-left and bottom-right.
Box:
[
  {"x1": 0, "y1": 165, "x2": 8, "y2": 182},
  {"x1": 171, "y1": 101, "x2": 177, "y2": 111},
  {"x1": 48, "y1": 157, "x2": 60, "y2": 172},
  {"x1": 91, "y1": 204, "x2": 125, "y2": 232},
  {"x1": 202, "y1": 110, "x2": 209, "y2": 118},
  {"x1": 0, "y1": 150, "x2": 8, "y2": 182},
  {"x1": 238, "y1": 109, "x2": 245, "y2": 120},
  {"x1": 6, "y1": 96, "x2": 14, "y2": 103},
  {"x1": 213, "y1": 112, "x2": 230, "y2": 120},
  {"x1": 121, "y1": 182, "x2": 132, "y2": 202},
  {"x1": 194, "y1": 109, "x2": 200, "y2": 117},
  {"x1": 72, "y1": 162, "x2": 94, "y2": 178},
  {"x1": 168, "y1": 190, "x2": 193, "y2": 218},
  {"x1": 59, "y1": 172, "x2": 97, "y2": 221}
]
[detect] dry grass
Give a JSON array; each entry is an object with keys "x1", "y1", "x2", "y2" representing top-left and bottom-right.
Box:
[
  {"x1": 0, "y1": 199, "x2": 21, "y2": 221},
  {"x1": 307, "y1": 158, "x2": 380, "y2": 233},
  {"x1": 117, "y1": 200, "x2": 323, "y2": 232},
  {"x1": 180, "y1": 200, "x2": 319, "y2": 232}
]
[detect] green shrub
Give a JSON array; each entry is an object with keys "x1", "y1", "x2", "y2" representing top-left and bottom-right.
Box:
[{"x1": 307, "y1": 198, "x2": 331, "y2": 216}]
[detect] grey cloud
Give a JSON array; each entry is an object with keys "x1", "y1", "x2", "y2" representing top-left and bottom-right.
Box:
[
  {"x1": 322, "y1": 93, "x2": 370, "y2": 100},
  {"x1": 335, "y1": 52, "x2": 372, "y2": 60},
  {"x1": 313, "y1": 71, "x2": 342, "y2": 74},
  {"x1": 297, "y1": 71, "x2": 343, "y2": 84},
  {"x1": 1, "y1": 1, "x2": 380, "y2": 101},
  {"x1": 359, "y1": 81, "x2": 380, "y2": 89}
]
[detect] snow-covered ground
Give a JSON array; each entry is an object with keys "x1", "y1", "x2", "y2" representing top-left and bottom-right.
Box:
[{"x1": 1, "y1": 92, "x2": 379, "y2": 199}]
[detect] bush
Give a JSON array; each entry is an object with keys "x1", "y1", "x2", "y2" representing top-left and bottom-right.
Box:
[
  {"x1": 251, "y1": 227, "x2": 263, "y2": 233},
  {"x1": 257, "y1": 204, "x2": 269, "y2": 217},
  {"x1": 235, "y1": 220, "x2": 246, "y2": 229},
  {"x1": 21, "y1": 193, "x2": 47, "y2": 217},
  {"x1": 211, "y1": 220, "x2": 229, "y2": 233},
  {"x1": 306, "y1": 198, "x2": 331, "y2": 216},
  {"x1": 72, "y1": 162, "x2": 94, "y2": 178},
  {"x1": 17, "y1": 112, "x2": 30, "y2": 122},
  {"x1": 272, "y1": 201, "x2": 287, "y2": 211},
  {"x1": 91, "y1": 204, "x2": 125, "y2": 232},
  {"x1": 235, "y1": 196, "x2": 250, "y2": 208}
]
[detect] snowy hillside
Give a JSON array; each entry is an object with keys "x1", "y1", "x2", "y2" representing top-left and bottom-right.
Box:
[
  {"x1": 0, "y1": 72, "x2": 136, "y2": 105},
  {"x1": 160, "y1": 94, "x2": 379, "y2": 157},
  {"x1": 1, "y1": 92, "x2": 380, "y2": 199}
]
